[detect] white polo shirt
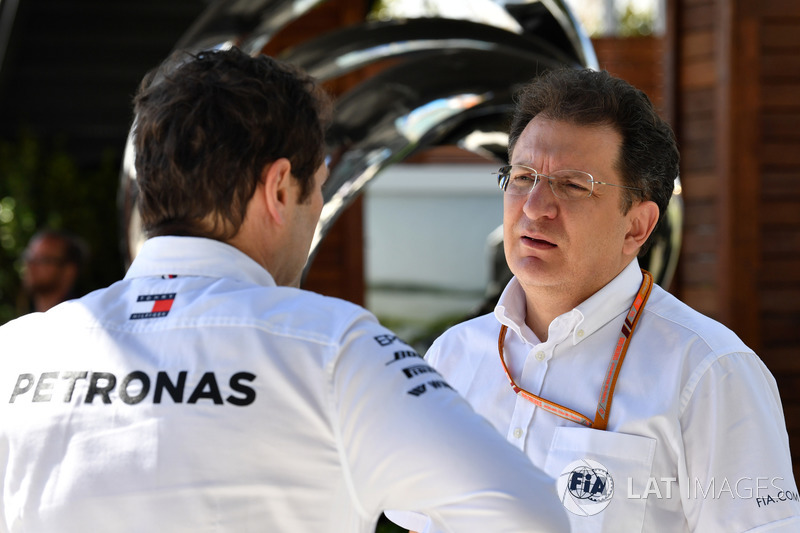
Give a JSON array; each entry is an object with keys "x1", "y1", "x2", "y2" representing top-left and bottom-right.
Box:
[
  {"x1": 0, "y1": 236, "x2": 569, "y2": 533},
  {"x1": 389, "y1": 258, "x2": 800, "y2": 532}
]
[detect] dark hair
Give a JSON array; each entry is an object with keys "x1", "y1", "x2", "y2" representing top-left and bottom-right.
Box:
[
  {"x1": 133, "y1": 47, "x2": 331, "y2": 240},
  {"x1": 508, "y1": 68, "x2": 679, "y2": 254},
  {"x1": 28, "y1": 229, "x2": 89, "y2": 270}
]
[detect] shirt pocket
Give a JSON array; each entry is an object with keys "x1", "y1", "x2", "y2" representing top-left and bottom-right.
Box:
[{"x1": 543, "y1": 427, "x2": 656, "y2": 533}]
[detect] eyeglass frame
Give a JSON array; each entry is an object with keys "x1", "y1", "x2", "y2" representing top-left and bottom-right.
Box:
[
  {"x1": 22, "y1": 253, "x2": 67, "y2": 267},
  {"x1": 494, "y1": 164, "x2": 644, "y2": 200}
]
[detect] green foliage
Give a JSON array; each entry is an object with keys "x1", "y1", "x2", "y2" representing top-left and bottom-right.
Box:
[
  {"x1": 366, "y1": 0, "x2": 391, "y2": 20},
  {"x1": 619, "y1": 5, "x2": 655, "y2": 37},
  {"x1": 0, "y1": 132, "x2": 124, "y2": 324}
]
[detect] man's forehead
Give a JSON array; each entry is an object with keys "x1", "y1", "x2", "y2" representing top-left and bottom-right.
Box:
[
  {"x1": 28, "y1": 236, "x2": 66, "y2": 253},
  {"x1": 511, "y1": 117, "x2": 622, "y2": 163}
]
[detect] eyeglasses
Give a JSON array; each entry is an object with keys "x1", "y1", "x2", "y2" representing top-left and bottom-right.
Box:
[
  {"x1": 494, "y1": 164, "x2": 643, "y2": 201},
  {"x1": 23, "y1": 254, "x2": 66, "y2": 267}
]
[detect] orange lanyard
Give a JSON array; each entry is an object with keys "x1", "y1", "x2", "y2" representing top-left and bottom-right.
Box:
[{"x1": 497, "y1": 269, "x2": 654, "y2": 430}]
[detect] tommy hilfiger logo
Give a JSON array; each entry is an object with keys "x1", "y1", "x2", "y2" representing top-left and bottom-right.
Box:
[{"x1": 130, "y1": 293, "x2": 176, "y2": 320}]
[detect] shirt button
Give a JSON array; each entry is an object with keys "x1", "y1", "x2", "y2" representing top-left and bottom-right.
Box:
[
  {"x1": 513, "y1": 428, "x2": 523, "y2": 439},
  {"x1": 577, "y1": 329, "x2": 585, "y2": 338},
  {"x1": 535, "y1": 351, "x2": 545, "y2": 361}
]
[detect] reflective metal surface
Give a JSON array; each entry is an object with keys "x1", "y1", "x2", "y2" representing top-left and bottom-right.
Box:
[{"x1": 119, "y1": 0, "x2": 681, "y2": 295}]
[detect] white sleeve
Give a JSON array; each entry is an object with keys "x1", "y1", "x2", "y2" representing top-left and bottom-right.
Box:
[
  {"x1": 424, "y1": 337, "x2": 443, "y2": 366},
  {"x1": 383, "y1": 509, "x2": 432, "y2": 532},
  {"x1": 681, "y1": 351, "x2": 800, "y2": 532},
  {"x1": 383, "y1": 337, "x2": 447, "y2": 533},
  {"x1": 331, "y1": 317, "x2": 569, "y2": 533}
]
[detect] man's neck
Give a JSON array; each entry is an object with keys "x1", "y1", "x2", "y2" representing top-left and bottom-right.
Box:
[
  {"x1": 521, "y1": 260, "x2": 638, "y2": 342},
  {"x1": 523, "y1": 290, "x2": 581, "y2": 343},
  {"x1": 33, "y1": 289, "x2": 69, "y2": 313}
]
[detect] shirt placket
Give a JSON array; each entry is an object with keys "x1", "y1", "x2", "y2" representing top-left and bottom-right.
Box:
[
  {"x1": 505, "y1": 343, "x2": 552, "y2": 450},
  {"x1": 503, "y1": 313, "x2": 580, "y2": 451}
]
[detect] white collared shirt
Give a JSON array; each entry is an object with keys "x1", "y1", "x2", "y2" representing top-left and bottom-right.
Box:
[
  {"x1": 390, "y1": 258, "x2": 800, "y2": 532},
  {"x1": 0, "y1": 236, "x2": 569, "y2": 533}
]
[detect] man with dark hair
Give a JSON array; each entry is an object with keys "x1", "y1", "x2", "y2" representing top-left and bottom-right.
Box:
[
  {"x1": 21, "y1": 229, "x2": 88, "y2": 312},
  {"x1": 390, "y1": 68, "x2": 799, "y2": 532},
  {"x1": 0, "y1": 49, "x2": 568, "y2": 533}
]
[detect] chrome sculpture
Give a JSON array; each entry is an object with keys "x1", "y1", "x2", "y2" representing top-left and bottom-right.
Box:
[{"x1": 120, "y1": 0, "x2": 681, "y2": 297}]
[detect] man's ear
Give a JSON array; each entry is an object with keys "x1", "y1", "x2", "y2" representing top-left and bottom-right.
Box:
[
  {"x1": 623, "y1": 200, "x2": 660, "y2": 256},
  {"x1": 261, "y1": 158, "x2": 293, "y2": 226}
]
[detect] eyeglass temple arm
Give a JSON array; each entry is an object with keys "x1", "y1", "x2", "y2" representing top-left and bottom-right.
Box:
[{"x1": 593, "y1": 180, "x2": 644, "y2": 192}]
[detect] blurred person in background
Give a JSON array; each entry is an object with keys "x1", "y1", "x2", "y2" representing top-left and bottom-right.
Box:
[{"x1": 20, "y1": 228, "x2": 88, "y2": 313}]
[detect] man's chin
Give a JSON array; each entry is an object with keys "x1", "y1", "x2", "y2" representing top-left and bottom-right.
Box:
[{"x1": 510, "y1": 263, "x2": 561, "y2": 286}]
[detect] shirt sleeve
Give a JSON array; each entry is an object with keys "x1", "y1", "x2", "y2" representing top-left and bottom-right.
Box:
[
  {"x1": 382, "y1": 337, "x2": 447, "y2": 533},
  {"x1": 330, "y1": 316, "x2": 569, "y2": 533},
  {"x1": 680, "y1": 351, "x2": 800, "y2": 532},
  {"x1": 425, "y1": 337, "x2": 443, "y2": 366}
]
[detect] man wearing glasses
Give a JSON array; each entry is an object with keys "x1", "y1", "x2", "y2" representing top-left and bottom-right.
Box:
[
  {"x1": 389, "y1": 68, "x2": 799, "y2": 532},
  {"x1": 21, "y1": 229, "x2": 88, "y2": 313},
  {"x1": 0, "y1": 49, "x2": 569, "y2": 533}
]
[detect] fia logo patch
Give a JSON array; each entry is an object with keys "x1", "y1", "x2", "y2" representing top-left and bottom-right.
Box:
[
  {"x1": 130, "y1": 293, "x2": 176, "y2": 320},
  {"x1": 558, "y1": 458, "x2": 614, "y2": 516}
]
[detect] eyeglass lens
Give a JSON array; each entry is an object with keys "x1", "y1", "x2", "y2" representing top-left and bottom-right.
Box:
[{"x1": 498, "y1": 165, "x2": 594, "y2": 200}]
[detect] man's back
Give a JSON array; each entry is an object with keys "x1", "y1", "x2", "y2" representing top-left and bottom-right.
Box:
[{"x1": 1, "y1": 236, "x2": 568, "y2": 532}]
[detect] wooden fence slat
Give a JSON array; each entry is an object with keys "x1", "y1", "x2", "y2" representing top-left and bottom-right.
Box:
[
  {"x1": 762, "y1": 170, "x2": 800, "y2": 197},
  {"x1": 761, "y1": 289, "x2": 800, "y2": 313},
  {"x1": 762, "y1": 20, "x2": 800, "y2": 49},
  {"x1": 680, "y1": 59, "x2": 717, "y2": 89},
  {"x1": 762, "y1": 143, "x2": 800, "y2": 167},
  {"x1": 761, "y1": 347, "x2": 800, "y2": 372},
  {"x1": 681, "y1": 171, "x2": 719, "y2": 199},
  {"x1": 760, "y1": 55, "x2": 800, "y2": 80},
  {"x1": 681, "y1": 30, "x2": 715, "y2": 59},
  {"x1": 762, "y1": 85, "x2": 800, "y2": 109},
  {"x1": 762, "y1": 113, "x2": 800, "y2": 141},
  {"x1": 762, "y1": 229, "x2": 800, "y2": 254},
  {"x1": 761, "y1": 199, "x2": 800, "y2": 225}
]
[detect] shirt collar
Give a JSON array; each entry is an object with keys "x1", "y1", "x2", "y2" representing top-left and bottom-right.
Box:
[
  {"x1": 573, "y1": 258, "x2": 643, "y2": 344},
  {"x1": 124, "y1": 236, "x2": 277, "y2": 288},
  {"x1": 494, "y1": 277, "x2": 541, "y2": 345},
  {"x1": 494, "y1": 258, "x2": 643, "y2": 346}
]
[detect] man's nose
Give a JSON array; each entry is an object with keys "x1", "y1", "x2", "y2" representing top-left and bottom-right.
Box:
[{"x1": 522, "y1": 177, "x2": 558, "y2": 219}]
